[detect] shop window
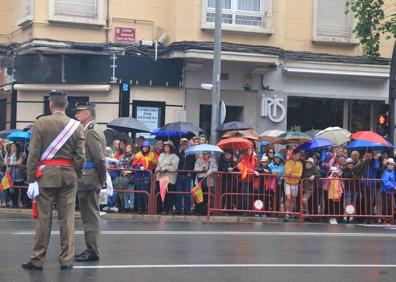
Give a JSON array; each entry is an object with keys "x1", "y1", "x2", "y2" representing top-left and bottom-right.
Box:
[
  {"x1": 313, "y1": 0, "x2": 358, "y2": 44},
  {"x1": 44, "y1": 96, "x2": 89, "y2": 118},
  {"x1": 202, "y1": 0, "x2": 273, "y2": 34},
  {"x1": 132, "y1": 101, "x2": 165, "y2": 140},
  {"x1": 48, "y1": 0, "x2": 105, "y2": 26},
  {"x1": 287, "y1": 97, "x2": 343, "y2": 131},
  {"x1": 0, "y1": 99, "x2": 6, "y2": 130}
]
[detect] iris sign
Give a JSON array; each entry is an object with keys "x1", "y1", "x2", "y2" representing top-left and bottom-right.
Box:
[{"x1": 260, "y1": 94, "x2": 286, "y2": 123}]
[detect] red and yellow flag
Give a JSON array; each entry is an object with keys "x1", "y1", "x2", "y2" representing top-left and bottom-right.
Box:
[
  {"x1": 191, "y1": 183, "x2": 204, "y2": 204},
  {"x1": 236, "y1": 163, "x2": 248, "y2": 181},
  {"x1": 0, "y1": 171, "x2": 13, "y2": 190}
]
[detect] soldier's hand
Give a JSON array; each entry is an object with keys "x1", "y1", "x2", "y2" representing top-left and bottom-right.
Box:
[{"x1": 140, "y1": 166, "x2": 145, "y2": 171}]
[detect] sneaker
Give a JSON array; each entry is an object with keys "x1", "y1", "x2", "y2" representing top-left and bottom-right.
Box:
[
  {"x1": 102, "y1": 206, "x2": 110, "y2": 212},
  {"x1": 110, "y1": 207, "x2": 119, "y2": 212},
  {"x1": 329, "y1": 218, "x2": 338, "y2": 225}
]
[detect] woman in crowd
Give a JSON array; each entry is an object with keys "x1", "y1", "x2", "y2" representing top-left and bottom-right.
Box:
[
  {"x1": 237, "y1": 146, "x2": 259, "y2": 214},
  {"x1": 301, "y1": 157, "x2": 320, "y2": 218},
  {"x1": 132, "y1": 141, "x2": 157, "y2": 214},
  {"x1": 113, "y1": 139, "x2": 127, "y2": 160},
  {"x1": 155, "y1": 140, "x2": 179, "y2": 214},
  {"x1": 218, "y1": 149, "x2": 236, "y2": 210},
  {"x1": 194, "y1": 151, "x2": 218, "y2": 215},
  {"x1": 268, "y1": 153, "x2": 285, "y2": 212},
  {"x1": 5, "y1": 142, "x2": 25, "y2": 208}
]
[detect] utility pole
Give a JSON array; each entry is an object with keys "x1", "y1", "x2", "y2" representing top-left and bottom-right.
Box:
[
  {"x1": 210, "y1": 0, "x2": 222, "y2": 145},
  {"x1": 389, "y1": 41, "x2": 396, "y2": 151}
]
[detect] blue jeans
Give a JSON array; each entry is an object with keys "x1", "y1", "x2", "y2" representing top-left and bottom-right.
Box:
[
  {"x1": 107, "y1": 192, "x2": 119, "y2": 208},
  {"x1": 176, "y1": 175, "x2": 192, "y2": 213},
  {"x1": 123, "y1": 184, "x2": 135, "y2": 210}
]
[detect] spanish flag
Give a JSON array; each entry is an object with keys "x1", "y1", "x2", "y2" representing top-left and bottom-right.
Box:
[
  {"x1": 0, "y1": 171, "x2": 13, "y2": 190},
  {"x1": 192, "y1": 183, "x2": 204, "y2": 204},
  {"x1": 236, "y1": 163, "x2": 248, "y2": 181}
]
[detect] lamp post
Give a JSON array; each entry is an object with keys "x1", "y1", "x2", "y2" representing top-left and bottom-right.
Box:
[
  {"x1": 389, "y1": 41, "x2": 396, "y2": 150},
  {"x1": 210, "y1": 0, "x2": 222, "y2": 144}
]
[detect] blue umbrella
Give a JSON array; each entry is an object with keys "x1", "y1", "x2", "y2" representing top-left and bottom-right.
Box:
[
  {"x1": 151, "y1": 128, "x2": 190, "y2": 137},
  {"x1": 185, "y1": 144, "x2": 224, "y2": 155},
  {"x1": 297, "y1": 138, "x2": 334, "y2": 151},
  {"x1": 0, "y1": 129, "x2": 22, "y2": 139},
  {"x1": 347, "y1": 139, "x2": 393, "y2": 151},
  {"x1": 7, "y1": 131, "x2": 31, "y2": 143}
]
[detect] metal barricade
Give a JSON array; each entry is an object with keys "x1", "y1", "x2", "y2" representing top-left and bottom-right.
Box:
[
  {"x1": 208, "y1": 172, "x2": 300, "y2": 218},
  {"x1": 301, "y1": 177, "x2": 394, "y2": 223}
]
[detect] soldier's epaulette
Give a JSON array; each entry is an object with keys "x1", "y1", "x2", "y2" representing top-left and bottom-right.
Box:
[{"x1": 87, "y1": 123, "x2": 95, "y2": 130}]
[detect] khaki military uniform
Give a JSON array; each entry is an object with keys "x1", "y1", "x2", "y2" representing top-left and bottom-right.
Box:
[
  {"x1": 27, "y1": 112, "x2": 85, "y2": 268},
  {"x1": 78, "y1": 121, "x2": 106, "y2": 256}
]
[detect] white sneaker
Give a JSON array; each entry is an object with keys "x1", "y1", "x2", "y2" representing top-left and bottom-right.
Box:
[
  {"x1": 102, "y1": 206, "x2": 110, "y2": 212},
  {"x1": 110, "y1": 207, "x2": 119, "y2": 212},
  {"x1": 330, "y1": 218, "x2": 338, "y2": 225}
]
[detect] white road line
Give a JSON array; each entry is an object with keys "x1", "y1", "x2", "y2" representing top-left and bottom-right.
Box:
[
  {"x1": 73, "y1": 264, "x2": 396, "y2": 269},
  {"x1": 11, "y1": 230, "x2": 396, "y2": 237}
]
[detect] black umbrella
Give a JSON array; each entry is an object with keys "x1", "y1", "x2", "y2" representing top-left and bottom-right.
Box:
[
  {"x1": 216, "y1": 121, "x2": 251, "y2": 132},
  {"x1": 0, "y1": 129, "x2": 22, "y2": 139},
  {"x1": 107, "y1": 117, "x2": 151, "y2": 133},
  {"x1": 159, "y1": 122, "x2": 202, "y2": 134},
  {"x1": 103, "y1": 129, "x2": 131, "y2": 146}
]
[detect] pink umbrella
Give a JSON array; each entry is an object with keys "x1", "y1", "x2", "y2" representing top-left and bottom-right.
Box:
[{"x1": 159, "y1": 176, "x2": 169, "y2": 203}]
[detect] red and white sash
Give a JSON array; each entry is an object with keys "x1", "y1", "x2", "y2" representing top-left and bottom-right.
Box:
[{"x1": 36, "y1": 118, "x2": 81, "y2": 177}]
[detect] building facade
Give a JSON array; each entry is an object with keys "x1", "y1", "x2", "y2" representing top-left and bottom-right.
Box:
[{"x1": 0, "y1": 0, "x2": 394, "y2": 138}]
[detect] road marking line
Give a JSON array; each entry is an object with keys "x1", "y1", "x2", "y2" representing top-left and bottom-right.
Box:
[
  {"x1": 74, "y1": 264, "x2": 396, "y2": 269},
  {"x1": 11, "y1": 230, "x2": 396, "y2": 237}
]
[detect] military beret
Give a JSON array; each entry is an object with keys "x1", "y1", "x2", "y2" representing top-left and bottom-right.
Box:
[
  {"x1": 49, "y1": 90, "x2": 68, "y2": 97},
  {"x1": 75, "y1": 102, "x2": 96, "y2": 111}
]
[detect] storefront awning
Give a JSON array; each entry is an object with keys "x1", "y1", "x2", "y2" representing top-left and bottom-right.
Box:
[{"x1": 13, "y1": 84, "x2": 112, "y2": 92}]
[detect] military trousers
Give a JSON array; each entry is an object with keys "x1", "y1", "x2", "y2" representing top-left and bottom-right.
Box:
[
  {"x1": 31, "y1": 183, "x2": 77, "y2": 267},
  {"x1": 78, "y1": 190, "x2": 100, "y2": 256}
]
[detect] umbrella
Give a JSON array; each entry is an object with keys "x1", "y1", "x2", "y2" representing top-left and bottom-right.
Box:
[
  {"x1": 259, "y1": 129, "x2": 285, "y2": 142},
  {"x1": 259, "y1": 140, "x2": 270, "y2": 147},
  {"x1": 304, "y1": 129, "x2": 321, "y2": 138},
  {"x1": 159, "y1": 176, "x2": 169, "y2": 204},
  {"x1": 107, "y1": 117, "x2": 151, "y2": 133},
  {"x1": 297, "y1": 137, "x2": 334, "y2": 151},
  {"x1": 347, "y1": 139, "x2": 393, "y2": 151},
  {"x1": 0, "y1": 129, "x2": 22, "y2": 139},
  {"x1": 103, "y1": 128, "x2": 131, "y2": 146},
  {"x1": 315, "y1": 127, "x2": 351, "y2": 146},
  {"x1": 273, "y1": 131, "x2": 312, "y2": 145},
  {"x1": 159, "y1": 122, "x2": 202, "y2": 134},
  {"x1": 151, "y1": 128, "x2": 190, "y2": 137},
  {"x1": 217, "y1": 137, "x2": 254, "y2": 151},
  {"x1": 185, "y1": 144, "x2": 224, "y2": 155},
  {"x1": 216, "y1": 121, "x2": 251, "y2": 132},
  {"x1": 7, "y1": 131, "x2": 31, "y2": 142},
  {"x1": 222, "y1": 129, "x2": 259, "y2": 141},
  {"x1": 351, "y1": 131, "x2": 389, "y2": 146}
]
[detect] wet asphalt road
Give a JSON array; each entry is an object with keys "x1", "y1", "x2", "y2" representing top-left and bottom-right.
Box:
[{"x1": 1, "y1": 213, "x2": 396, "y2": 282}]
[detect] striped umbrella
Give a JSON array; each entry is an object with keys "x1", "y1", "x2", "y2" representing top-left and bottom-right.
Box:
[{"x1": 273, "y1": 131, "x2": 312, "y2": 145}]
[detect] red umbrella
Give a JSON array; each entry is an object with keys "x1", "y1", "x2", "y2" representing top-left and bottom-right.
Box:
[
  {"x1": 217, "y1": 137, "x2": 254, "y2": 152},
  {"x1": 351, "y1": 131, "x2": 388, "y2": 146}
]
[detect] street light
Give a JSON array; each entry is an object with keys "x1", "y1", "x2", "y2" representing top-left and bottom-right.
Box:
[{"x1": 210, "y1": 0, "x2": 222, "y2": 145}]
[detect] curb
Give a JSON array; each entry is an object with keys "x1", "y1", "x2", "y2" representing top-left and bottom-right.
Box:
[{"x1": 0, "y1": 208, "x2": 285, "y2": 223}]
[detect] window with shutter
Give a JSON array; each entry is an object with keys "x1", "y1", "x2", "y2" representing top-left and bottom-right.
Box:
[
  {"x1": 48, "y1": 0, "x2": 105, "y2": 26},
  {"x1": 202, "y1": 0, "x2": 273, "y2": 34},
  {"x1": 18, "y1": 0, "x2": 34, "y2": 26},
  {"x1": 313, "y1": 0, "x2": 358, "y2": 44}
]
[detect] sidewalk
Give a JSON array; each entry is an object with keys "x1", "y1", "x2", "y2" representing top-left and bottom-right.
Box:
[{"x1": 0, "y1": 208, "x2": 284, "y2": 223}]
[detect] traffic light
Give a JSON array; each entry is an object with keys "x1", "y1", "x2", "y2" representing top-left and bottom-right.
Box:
[{"x1": 377, "y1": 114, "x2": 389, "y2": 136}]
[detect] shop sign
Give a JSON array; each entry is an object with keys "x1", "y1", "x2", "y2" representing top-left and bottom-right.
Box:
[
  {"x1": 261, "y1": 94, "x2": 286, "y2": 123},
  {"x1": 136, "y1": 106, "x2": 159, "y2": 138},
  {"x1": 115, "y1": 27, "x2": 136, "y2": 44}
]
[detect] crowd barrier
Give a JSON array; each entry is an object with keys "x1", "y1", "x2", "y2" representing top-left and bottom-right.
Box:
[{"x1": 1, "y1": 165, "x2": 394, "y2": 223}]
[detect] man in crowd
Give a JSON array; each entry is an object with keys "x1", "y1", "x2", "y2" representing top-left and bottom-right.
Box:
[
  {"x1": 22, "y1": 90, "x2": 85, "y2": 271},
  {"x1": 74, "y1": 102, "x2": 107, "y2": 262},
  {"x1": 284, "y1": 150, "x2": 303, "y2": 221}
]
